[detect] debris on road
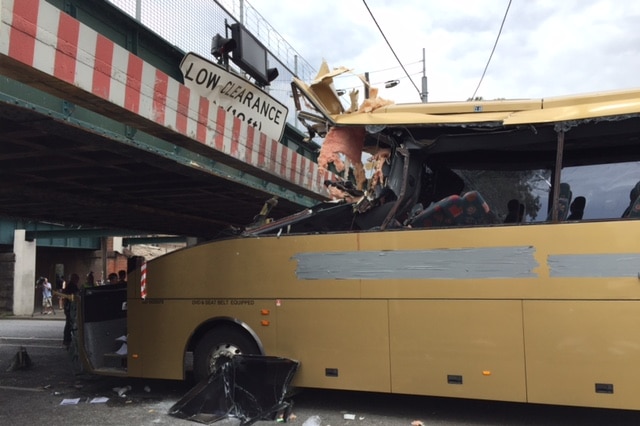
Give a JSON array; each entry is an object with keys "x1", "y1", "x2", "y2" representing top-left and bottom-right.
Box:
[
  {"x1": 113, "y1": 385, "x2": 132, "y2": 397},
  {"x1": 169, "y1": 355, "x2": 299, "y2": 425},
  {"x1": 7, "y1": 346, "x2": 32, "y2": 371},
  {"x1": 301, "y1": 415, "x2": 321, "y2": 426}
]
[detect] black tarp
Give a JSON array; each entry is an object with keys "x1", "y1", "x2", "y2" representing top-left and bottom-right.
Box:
[{"x1": 169, "y1": 355, "x2": 299, "y2": 425}]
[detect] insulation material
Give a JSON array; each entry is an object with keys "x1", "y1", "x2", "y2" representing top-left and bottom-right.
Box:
[
  {"x1": 358, "y1": 87, "x2": 394, "y2": 113},
  {"x1": 318, "y1": 126, "x2": 367, "y2": 189},
  {"x1": 366, "y1": 148, "x2": 392, "y2": 191}
]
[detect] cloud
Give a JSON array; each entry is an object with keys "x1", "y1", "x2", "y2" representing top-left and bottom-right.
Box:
[{"x1": 248, "y1": 0, "x2": 640, "y2": 103}]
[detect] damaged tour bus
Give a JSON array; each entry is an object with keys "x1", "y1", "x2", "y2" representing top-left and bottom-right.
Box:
[{"x1": 76, "y1": 63, "x2": 640, "y2": 411}]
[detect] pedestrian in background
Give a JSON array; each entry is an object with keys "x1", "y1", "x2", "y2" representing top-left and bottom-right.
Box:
[
  {"x1": 85, "y1": 271, "x2": 95, "y2": 287},
  {"x1": 62, "y1": 273, "x2": 80, "y2": 348},
  {"x1": 117, "y1": 269, "x2": 127, "y2": 286},
  {"x1": 55, "y1": 274, "x2": 66, "y2": 309},
  {"x1": 40, "y1": 277, "x2": 54, "y2": 315}
]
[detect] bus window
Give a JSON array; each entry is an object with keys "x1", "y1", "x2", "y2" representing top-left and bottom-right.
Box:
[
  {"x1": 455, "y1": 169, "x2": 551, "y2": 223},
  {"x1": 560, "y1": 161, "x2": 640, "y2": 220}
]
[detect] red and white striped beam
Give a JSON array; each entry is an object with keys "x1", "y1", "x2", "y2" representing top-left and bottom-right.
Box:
[{"x1": 0, "y1": 0, "x2": 331, "y2": 198}]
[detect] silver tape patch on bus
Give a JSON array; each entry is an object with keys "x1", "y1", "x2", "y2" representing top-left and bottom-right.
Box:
[{"x1": 292, "y1": 246, "x2": 538, "y2": 280}]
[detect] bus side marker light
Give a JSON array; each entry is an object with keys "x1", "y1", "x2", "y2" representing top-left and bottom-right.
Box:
[
  {"x1": 447, "y1": 374, "x2": 463, "y2": 384},
  {"x1": 261, "y1": 309, "x2": 270, "y2": 315},
  {"x1": 482, "y1": 370, "x2": 491, "y2": 376},
  {"x1": 261, "y1": 320, "x2": 270, "y2": 326},
  {"x1": 132, "y1": 354, "x2": 139, "y2": 359},
  {"x1": 595, "y1": 383, "x2": 614, "y2": 394}
]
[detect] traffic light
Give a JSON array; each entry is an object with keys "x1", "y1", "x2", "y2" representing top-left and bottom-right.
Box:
[
  {"x1": 266, "y1": 67, "x2": 279, "y2": 84},
  {"x1": 211, "y1": 34, "x2": 236, "y2": 58}
]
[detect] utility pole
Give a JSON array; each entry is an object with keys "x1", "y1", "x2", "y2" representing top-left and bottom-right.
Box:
[
  {"x1": 364, "y1": 72, "x2": 370, "y2": 99},
  {"x1": 421, "y1": 48, "x2": 428, "y2": 103}
]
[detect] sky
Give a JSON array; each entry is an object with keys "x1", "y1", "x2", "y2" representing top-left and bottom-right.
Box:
[{"x1": 246, "y1": 0, "x2": 640, "y2": 104}]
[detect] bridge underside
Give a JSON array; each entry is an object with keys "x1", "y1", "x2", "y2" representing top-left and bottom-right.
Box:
[
  {"x1": 0, "y1": 91, "x2": 310, "y2": 240},
  {"x1": 0, "y1": 0, "x2": 330, "y2": 241}
]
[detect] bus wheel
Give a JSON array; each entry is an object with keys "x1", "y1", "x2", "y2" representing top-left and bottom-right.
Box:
[{"x1": 193, "y1": 327, "x2": 259, "y2": 382}]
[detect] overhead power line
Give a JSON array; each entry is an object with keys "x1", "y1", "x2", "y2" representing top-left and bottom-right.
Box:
[
  {"x1": 362, "y1": 0, "x2": 422, "y2": 98},
  {"x1": 470, "y1": 0, "x2": 513, "y2": 100},
  {"x1": 333, "y1": 60, "x2": 423, "y2": 80}
]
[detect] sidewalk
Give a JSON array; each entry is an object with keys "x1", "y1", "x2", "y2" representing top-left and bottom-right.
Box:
[{"x1": 1, "y1": 312, "x2": 64, "y2": 320}]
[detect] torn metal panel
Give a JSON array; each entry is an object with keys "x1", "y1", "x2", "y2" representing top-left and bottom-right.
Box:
[{"x1": 169, "y1": 355, "x2": 299, "y2": 425}]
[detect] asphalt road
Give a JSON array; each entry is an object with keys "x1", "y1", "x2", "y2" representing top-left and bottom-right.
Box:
[{"x1": 1, "y1": 317, "x2": 640, "y2": 426}]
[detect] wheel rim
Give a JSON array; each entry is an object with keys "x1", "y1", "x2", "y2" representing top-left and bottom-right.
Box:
[{"x1": 208, "y1": 342, "x2": 242, "y2": 373}]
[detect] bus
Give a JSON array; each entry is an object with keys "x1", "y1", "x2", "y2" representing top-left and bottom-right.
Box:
[{"x1": 76, "y1": 71, "x2": 640, "y2": 411}]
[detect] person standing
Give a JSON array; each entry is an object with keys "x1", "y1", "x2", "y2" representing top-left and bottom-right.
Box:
[
  {"x1": 62, "y1": 273, "x2": 80, "y2": 348},
  {"x1": 117, "y1": 270, "x2": 127, "y2": 286},
  {"x1": 107, "y1": 272, "x2": 118, "y2": 285},
  {"x1": 85, "y1": 271, "x2": 95, "y2": 287},
  {"x1": 41, "y1": 277, "x2": 54, "y2": 315},
  {"x1": 55, "y1": 274, "x2": 66, "y2": 309}
]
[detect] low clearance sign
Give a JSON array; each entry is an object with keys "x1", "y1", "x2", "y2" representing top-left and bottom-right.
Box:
[{"x1": 179, "y1": 52, "x2": 288, "y2": 141}]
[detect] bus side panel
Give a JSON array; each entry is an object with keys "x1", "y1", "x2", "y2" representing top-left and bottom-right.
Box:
[
  {"x1": 126, "y1": 298, "x2": 184, "y2": 379},
  {"x1": 127, "y1": 298, "x2": 274, "y2": 380},
  {"x1": 143, "y1": 234, "x2": 361, "y2": 300},
  {"x1": 389, "y1": 299, "x2": 527, "y2": 402},
  {"x1": 275, "y1": 299, "x2": 391, "y2": 392},
  {"x1": 524, "y1": 300, "x2": 640, "y2": 410}
]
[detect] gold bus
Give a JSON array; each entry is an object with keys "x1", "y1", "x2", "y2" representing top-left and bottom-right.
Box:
[{"x1": 77, "y1": 74, "x2": 640, "y2": 411}]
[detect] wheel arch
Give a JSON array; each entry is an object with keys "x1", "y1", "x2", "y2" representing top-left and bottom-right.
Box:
[{"x1": 186, "y1": 316, "x2": 265, "y2": 355}]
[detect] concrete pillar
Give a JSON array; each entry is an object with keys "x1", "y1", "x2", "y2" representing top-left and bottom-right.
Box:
[
  {"x1": 13, "y1": 230, "x2": 36, "y2": 316},
  {"x1": 112, "y1": 236, "x2": 123, "y2": 253}
]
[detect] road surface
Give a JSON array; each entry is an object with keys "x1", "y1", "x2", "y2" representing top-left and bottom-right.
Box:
[{"x1": 1, "y1": 318, "x2": 639, "y2": 425}]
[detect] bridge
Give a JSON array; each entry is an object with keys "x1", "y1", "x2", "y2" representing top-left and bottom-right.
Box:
[{"x1": 0, "y1": 0, "x2": 329, "y2": 240}]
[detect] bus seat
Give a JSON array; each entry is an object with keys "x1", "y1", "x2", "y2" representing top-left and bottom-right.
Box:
[
  {"x1": 622, "y1": 181, "x2": 640, "y2": 217},
  {"x1": 408, "y1": 194, "x2": 462, "y2": 228},
  {"x1": 627, "y1": 196, "x2": 640, "y2": 218},
  {"x1": 458, "y1": 191, "x2": 495, "y2": 225},
  {"x1": 409, "y1": 191, "x2": 494, "y2": 228},
  {"x1": 567, "y1": 196, "x2": 586, "y2": 220},
  {"x1": 504, "y1": 199, "x2": 525, "y2": 223}
]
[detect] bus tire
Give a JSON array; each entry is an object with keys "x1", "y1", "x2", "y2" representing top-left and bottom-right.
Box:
[{"x1": 193, "y1": 326, "x2": 259, "y2": 383}]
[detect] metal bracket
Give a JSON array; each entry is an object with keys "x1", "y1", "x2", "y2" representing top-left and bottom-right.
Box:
[
  {"x1": 62, "y1": 100, "x2": 75, "y2": 119},
  {"x1": 125, "y1": 125, "x2": 137, "y2": 139}
]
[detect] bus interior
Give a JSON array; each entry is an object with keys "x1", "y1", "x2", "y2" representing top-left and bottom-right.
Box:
[{"x1": 247, "y1": 91, "x2": 640, "y2": 237}]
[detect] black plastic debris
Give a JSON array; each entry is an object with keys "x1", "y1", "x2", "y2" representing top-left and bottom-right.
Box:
[
  {"x1": 7, "y1": 346, "x2": 32, "y2": 371},
  {"x1": 169, "y1": 355, "x2": 299, "y2": 425}
]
